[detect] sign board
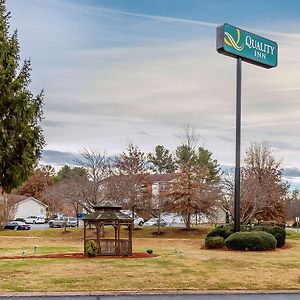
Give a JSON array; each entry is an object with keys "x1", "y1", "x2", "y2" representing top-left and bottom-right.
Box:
[
  {"x1": 217, "y1": 23, "x2": 278, "y2": 68},
  {"x1": 77, "y1": 213, "x2": 86, "y2": 219}
]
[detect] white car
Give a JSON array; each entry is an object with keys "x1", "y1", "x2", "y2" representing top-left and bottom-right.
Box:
[
  {"x1": 143, "y1": 218, "x2": 167, "y2": 227},
  {"x1": 66, "y1": 217, "x2": 77, "y2": 227},
  {"x1": 25, "y1": 216, "x2": 45, "y2": 224},
  {"x1": 161, "y1": 213, "x2": 184, "y2": 225},
  {"x1": 120, "y1": 210, "x2": 144, "y2": 226}
]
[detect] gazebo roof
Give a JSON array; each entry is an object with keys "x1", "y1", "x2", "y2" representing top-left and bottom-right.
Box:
[
  {"x1": 93, "y1": 200, "x2": 122, "y2": 210},
  {"x1": 83, "y1": 200, "x2": 133, "y2": 221}
]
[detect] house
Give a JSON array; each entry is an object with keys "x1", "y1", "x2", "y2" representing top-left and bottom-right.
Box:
[{"x1": 12, "y1": 196, "x2": 48, "y2": 219}]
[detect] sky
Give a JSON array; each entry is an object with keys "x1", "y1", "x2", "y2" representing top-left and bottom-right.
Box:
[{"x1": 7, "y1": 0, "x2": 300, "y2": 188}]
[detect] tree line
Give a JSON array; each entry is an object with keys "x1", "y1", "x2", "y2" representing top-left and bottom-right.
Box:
[{"x1": 9, "y1": 134, "x2": 295, "y2": 230}]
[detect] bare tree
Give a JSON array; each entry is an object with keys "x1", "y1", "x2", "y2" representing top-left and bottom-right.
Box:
[
  {"x1": 0, "y1": 194, "x2": 17, "y2": 229},
  {"x1": 42, "y1": 167, "x2": 88, "y2": 216},
  {"x1": 288, "y1": 190, "x2": 300, "y2": 221},
  {"x1": 108, "y1": 143, "x2": 151, "y2": 217},
  {"x1": 74, "y1": 149, "x2": 110, "y2": 211},
  {"x1": 220, "y1": 143, "x2": 289, "y2": 225}
]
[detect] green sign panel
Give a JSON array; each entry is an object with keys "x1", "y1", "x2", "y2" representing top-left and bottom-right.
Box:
[{"x1": 217, "y1": 23, "x2": 278, "y2": 68}]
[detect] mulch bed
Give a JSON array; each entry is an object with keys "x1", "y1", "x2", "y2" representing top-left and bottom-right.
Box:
[{"x1": 0, "y1": 252, "x2": 157, "y2": 260}]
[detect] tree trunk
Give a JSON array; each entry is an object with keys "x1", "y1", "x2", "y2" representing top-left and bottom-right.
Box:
[{"x1": 186, "y1": 212, "x2": 191, "y2": 230}]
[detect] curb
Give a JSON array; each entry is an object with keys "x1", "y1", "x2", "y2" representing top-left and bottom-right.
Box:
[{"x1": 0, "y1": 290, "x2": 299, "y2": 297}]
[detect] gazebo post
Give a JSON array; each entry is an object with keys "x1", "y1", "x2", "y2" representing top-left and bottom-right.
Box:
[
  {"x1": 116, "y1": 224, "x2": 121, "y2": 255},
  {"x1": 96, "y1": 222, "x2": 101, "y2": 255},
  {"x1": 114, "y1": 225, "x2": 117, "y2": 255},
  {"x1": 83, "y1": 221, "x2": 87, "y2": 255},
  {"x1": 129, "y1": 222, "x2": 133, "y2": 254}
]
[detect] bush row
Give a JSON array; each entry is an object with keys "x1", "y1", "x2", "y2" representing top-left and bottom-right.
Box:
[
  {"x1": 205, "y1": 224, "x2": 286, "y2": 250},
  {"x1": 225, "y1": 231, "x2": 277, "y2": 251}
]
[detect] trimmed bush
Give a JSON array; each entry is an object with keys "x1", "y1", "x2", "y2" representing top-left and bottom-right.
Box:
[
  {"x1": 206, "y1": 225, "x2": 233, "y2": 239},
  {"x1": 245, "y1": 225, "x2": 286, "y2": 248},
  {"x1": 85, "y1": 240, "x2": 98, "y2": 257},
  {"x1": 205, "y1": 236, "x2": 225, "y2": 249},
  {"x1": 225, "y1": 231, "x2": 277, "y2": 251}
]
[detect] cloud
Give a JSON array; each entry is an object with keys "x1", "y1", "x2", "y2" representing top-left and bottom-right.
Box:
[
  {"x1": 283, "y1": 168, "x2": 300, "y2": 178},
  {"x1": 7, "y1": 0, "x2": 300, "y2": 169},
  {"x1": 41, "y1": 120, "x2": 64, "y2": 128},
  {"x1": 41, "y1": 150, "x2": 81, "y2": 166}
]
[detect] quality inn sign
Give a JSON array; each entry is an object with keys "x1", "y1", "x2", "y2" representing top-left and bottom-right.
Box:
[
  {"x1": 216, "y1": 23, "x2": 278, "y2": 232},
  {"x1": 217, "y1": 23, "x2": 278, "y2": 68}
]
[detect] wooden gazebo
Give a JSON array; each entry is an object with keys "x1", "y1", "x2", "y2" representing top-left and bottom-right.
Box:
[{"x1": 83, "y1": 200, "x2": 133, "y2": 256}]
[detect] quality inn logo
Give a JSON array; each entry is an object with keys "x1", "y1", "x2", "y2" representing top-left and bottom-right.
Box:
[{"x1": 224, "y1": 28, "x2": 244, "y2": 51}]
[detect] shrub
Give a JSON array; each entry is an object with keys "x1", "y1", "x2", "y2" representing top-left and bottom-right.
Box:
[
  {"x1": 205, "y1": 236, "x2": 225, "y2": 249},
  {"x1": 206, "y1": 225, "x2": 233, "y2": 239},
  {"x1": 225, "y1": 231, "x2": 277, "y2": 251},
  {"x1": 246, "y1": 225, "x2": 286, "y2": 248},
  {"x1": 85, "y1": 240, "x2": 98, "y2": 257}
]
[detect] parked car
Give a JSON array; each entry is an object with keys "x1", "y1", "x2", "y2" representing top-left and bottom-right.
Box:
[
  {"x1": 120, "y1": 210, "x2": 144, "y2": 226},
  {"x1": 49, "y1": 216, "x2": 77, "y2": 228},
  {"x1": 66, "y1": 217, "x2": 77, "y2": 227},
  {"x1": 143, "y1": 218, "x2": 167, "y2": 227},
  {"x1": 48, "y1": 218, "x2": 65, "y2": 228},
  {"x1": 161, "y1": 213, "x2": 184, "y2": 225},
  {"x1": 24, "y1": 216, "x2": 45, "y2": 224},
  {"x1": 4, "y1": 221, "x2": 30, "y2": 230}
]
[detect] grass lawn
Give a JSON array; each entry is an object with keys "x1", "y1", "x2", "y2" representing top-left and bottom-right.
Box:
[{"x1": 0, "y1": 227, "x2": 300, "y2": 292}]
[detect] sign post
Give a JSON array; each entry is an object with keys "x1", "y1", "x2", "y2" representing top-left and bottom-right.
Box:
[{"x1": 216, "y1": 24, "x2": 278, "y2": 232}]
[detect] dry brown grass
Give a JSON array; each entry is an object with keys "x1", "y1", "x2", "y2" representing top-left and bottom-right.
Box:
[{"x1": 0, "y1": 228, "x2": 300, "y2": 292}]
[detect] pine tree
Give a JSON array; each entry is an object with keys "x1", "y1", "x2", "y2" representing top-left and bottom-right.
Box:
[
  {"x1": 0, "y1": 1, "x2": 44, "y2": 193},
  {"x1": 195, "y1": 147, "x2": 220, "y2": 181},
  {"x1": 147, "y1": 145, "x2": 175, "y2": 174}
]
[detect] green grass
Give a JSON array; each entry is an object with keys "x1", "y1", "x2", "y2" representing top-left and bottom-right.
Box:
[
  {"x1": 0, "y1": 246, "x2": 80, "y2": 255},
  {"x1": 1, "y1": 226, "x2": 300, "y2": 292},
  {"x1": 0, "y1": 225, "x2": 212, "y2": 239},
  {"x1": 0, "y1": 232, "x2": 300, "y2": 292},
  {"x1": 286, "y1": 229, "x2": 300, "y2": 240}
]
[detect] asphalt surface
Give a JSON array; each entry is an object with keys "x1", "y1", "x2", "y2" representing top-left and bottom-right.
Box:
[{"x1": 0, "y1": 294, "x2": 299, "y2": 300}]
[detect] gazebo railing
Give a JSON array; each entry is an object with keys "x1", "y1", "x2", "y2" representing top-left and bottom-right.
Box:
[{"x1": 86, "y1": 238, "x2": 132, "y2": 256}]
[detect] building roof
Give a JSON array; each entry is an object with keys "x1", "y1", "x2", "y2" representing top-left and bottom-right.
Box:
[
  {"x1": 149, "y1": 173, "x2": 177, "y2": 183},
  {"x1": 13, "y1": 196, "x2": 48, "y2": 208}
]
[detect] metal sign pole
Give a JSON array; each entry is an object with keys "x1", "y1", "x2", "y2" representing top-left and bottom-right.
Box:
[{"x1": 234, "y1": 57, "x2": 242, "y2": 232}]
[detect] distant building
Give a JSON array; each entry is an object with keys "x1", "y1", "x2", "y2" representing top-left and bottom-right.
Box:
[{"x1": 12, "y1": 196, "x2": 48, "y2": 219}]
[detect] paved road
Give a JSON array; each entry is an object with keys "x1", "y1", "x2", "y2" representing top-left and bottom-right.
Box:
[{"x1": 0, "y1": 293, "x2": 299, "y2": 300}]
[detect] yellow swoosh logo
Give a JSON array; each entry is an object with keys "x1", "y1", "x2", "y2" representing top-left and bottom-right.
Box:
[{"x1": 224, "y1": 28, "x2": 244, "y2": 51}]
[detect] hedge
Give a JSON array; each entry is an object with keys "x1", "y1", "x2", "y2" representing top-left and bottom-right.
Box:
[
  {"x1": 206, "y1": 225, "x2": 233, "y2": 239},
  {"x1": 225, "y1": 231, "x2": 277, "y2": 251},
  {"x1": 243, "y1": 225, "x2": 286, "y2": 248},
  {"x1": 205, "y1": 236, "x2": 225, "y2": 249}
]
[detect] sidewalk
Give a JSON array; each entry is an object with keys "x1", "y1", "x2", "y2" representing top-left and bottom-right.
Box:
[{"x1": 0, "y1": 290, "x2": 299, "y2": 299}]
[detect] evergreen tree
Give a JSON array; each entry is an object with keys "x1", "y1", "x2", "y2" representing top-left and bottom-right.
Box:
[
  {"x1": 0, "y1": 1, "x2": 44, "y2": 193},
  {"x1": 195, "y1": 147, "x2": 220, "y2": 181},
  {"x1": 175, "y1": 145, "x2": 220, "y2": 181},
  {"x1": 147, "y1": 145, "x2": 175, "y2": 174}
]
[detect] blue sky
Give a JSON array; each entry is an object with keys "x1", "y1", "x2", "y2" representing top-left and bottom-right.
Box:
[{"x1": 7, "y1": 0, "x2": 300, "y2": 188}]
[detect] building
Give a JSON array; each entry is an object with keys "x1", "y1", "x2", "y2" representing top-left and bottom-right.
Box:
[{"x1": 12, "y1": 196, "x2": 48, "y2": 219}]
